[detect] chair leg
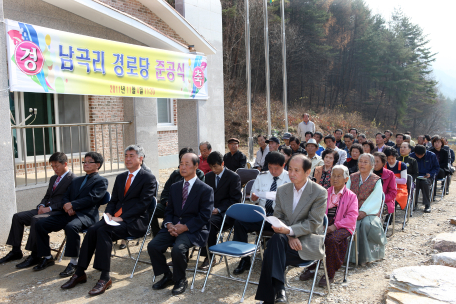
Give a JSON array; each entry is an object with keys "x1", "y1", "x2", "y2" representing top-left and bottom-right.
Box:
[
  {"x1": 323, "y1": 256, "x2": 331, "y2": 294},
  {"x1": 354, "y1": 233, "x2": 358, "y2": 267},
  {"x1": 130, "y1": 232, "x2": 150, "y2": 278},
  {"x1": 241, "y1": 252, "x2": 257, "y2": 303},
  {"x1": 307, "y1": 260, "x2": 321, "y2": 304},
  {"x1": 201, "y1": 253, "x2": 216, "y2": 293},
  {"x1": 126, "y1": 241, "x2": 133, "y2": 259},
  {"x1": 344, "y1": 235, "x2": 354, "y2": 283},
  {"x1": 392, "y1": 211, "x2": 395, "y2": 236},
  {"x1": 56, "y1": 237, "x2": 67, "y2": 263},
  {"x1": 190, "y1": 247, "x2": 202, "y2": 290}
]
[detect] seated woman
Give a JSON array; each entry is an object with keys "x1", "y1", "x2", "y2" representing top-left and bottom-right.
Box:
[
  {"x1": 362, "y1": 140, "x2": 375, "y2": 154},
  {"x1": 373, "y1": 152, "x2": 397, "y2": 215},
  {"x1": 299, "y1": 165, "x2": 358, "y2": 286},
  {"x1": 348, "y1": 153, "x2": 387, "y2": 266},
  {"x1": 314, "y1": 148, "x2": 339, "y2": 189},
  {"x1": 429, "y1": 135, "x2": 450, "y2": 194},
  {"x1": 344, "y1": 144, "x2": 363, "y2": 175},
  {"x1": 383, "y1": 147, "x2": 408, "y2": 210},
  {"x1": 280, "y1": 146, "x2": 293, "y2": 171}
]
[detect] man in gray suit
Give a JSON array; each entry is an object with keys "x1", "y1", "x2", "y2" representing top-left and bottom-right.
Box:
[{"x1": 255, "y1": 154, "x2": 327, "y2": 304}]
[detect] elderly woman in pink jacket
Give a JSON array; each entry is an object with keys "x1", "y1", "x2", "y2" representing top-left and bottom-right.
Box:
[{"x1": 300, "y1": 165, "x2": 358, "y2": 287}]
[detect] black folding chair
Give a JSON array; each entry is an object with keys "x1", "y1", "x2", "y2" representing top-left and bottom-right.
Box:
[
  {"x1": 401, "y1": 175, "x2": 415, "y2": 230},
  {"x1": 242, "y1": 179, "x2": 256, "y2": 204},
  {"x1": 235, "y1": 168, "x2": 260, "y2": 187}
]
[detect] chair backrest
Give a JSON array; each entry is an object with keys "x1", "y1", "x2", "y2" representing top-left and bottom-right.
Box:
[
  {"x1": 236, "y1": 168, "x2": 260, "y2": 186},
  {"x1": 379, "y1": 192, "x2": 385, "y2": 218},
  {"x1": 322, "y1": 214, "x2": 329, "y2": 238},
  {"x1": 242, "y1": 179, "x2": 256, "y2": 203},
  {"x1": 99, "y1": 192, "x2": 111, "y2": 207},
  {"x1": 149, "y1": 196, "x2": 157, "y2": 211},
  {"x1": 226, "y1": 203, "x2": 266, "y2": 223},
  {"x1": 406, "y1": 174, "x2": 413, "y2": 193}
]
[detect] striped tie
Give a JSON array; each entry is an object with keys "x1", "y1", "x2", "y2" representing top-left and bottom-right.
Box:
[
  {"x1": 265, "y1": 177, "x2": 279, "y2": 216},
  {"x1": 52, "y1": 176, "x2": 62, "y2": 191},
  {"x1": 182, "y1": 181, "x2": 190, "y2": 209}
]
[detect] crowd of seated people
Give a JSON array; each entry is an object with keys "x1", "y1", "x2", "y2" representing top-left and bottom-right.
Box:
[{"x1": 1, "y1": 125, "x2": 454, "y2": 303}]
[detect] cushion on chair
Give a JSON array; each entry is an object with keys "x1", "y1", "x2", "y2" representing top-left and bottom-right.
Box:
[{"x1": 209, "y1": 241, "x2": 257, "y2": 256}]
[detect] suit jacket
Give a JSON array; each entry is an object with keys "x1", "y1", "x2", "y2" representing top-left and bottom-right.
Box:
[
  {"x1": 36, "y1": 172, "x2": 76, "y2": 210},
  {"x1": 204, "y1": 168, "x2": 241, "y2": 213},
  {"x1": 61, "y1": 173, "x2": 108, "y2": 227},
  {"x1": 274, "y1": 181, "x2": 327, "y2": 261},
  {"x1": 161, "y1": 178, "x2": 214, "y2": 246},
  {"x1": 105, "y1": 169, "x2": 157, "y2": 236}
]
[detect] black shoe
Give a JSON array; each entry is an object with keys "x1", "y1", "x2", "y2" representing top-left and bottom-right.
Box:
[
  {"x1": 424, "y1": 207, "x2": 431, "y2": 213},
  {"x1": 33, "y1": 256, "x2": 55, "y2": 271},
  {"x1": 119, "y1": 244, "x2": 126, "y2": 250},
  {"x1": 172, "y1": 278, "x2": 188, "y2": 296},
  {"x1": 0, "y1": 251, "x2": 23, "y2": 264},
  {"x1": 233, "y1": 259, "x2": 251, "y2": 275},
  {"x1": 152, "y1": 272, "x2": 174, "y2": 290},
  {"x1": 59, "y1": 263, "x2": 76, "y2": 277},
  {"x1": 275, "y1": 289, "x2": 288, "y2": 303},
  {"x1": 16, "y1": 255, "x2": 41, "y2": 268}
]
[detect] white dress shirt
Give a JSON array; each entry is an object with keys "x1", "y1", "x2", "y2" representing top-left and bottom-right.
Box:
[
  {"x1": 288, "y1": 181, "x2": 308, "y2": 236},
  {"x1": 254, "y1": 145, "x2": 269, "y2": 168},
  {"x1": 125, "y1": 167, "x2": 141, "y2": 187},
  {"x1": 251, "y1": 170, "x2": 291, "y2": 209}
]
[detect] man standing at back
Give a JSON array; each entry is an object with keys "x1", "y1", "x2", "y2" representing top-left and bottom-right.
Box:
[
  {"x1": 34, "y1": 152, "x2": 108, "y2": 275},
  {"x1": 148, "y1": 153, "x2": 213, "y2": 296},
  {"x1": 61, "y1": 145, "x2": 156, "y2": 295},
  {"x1": 297, "y1": 113, "x2": 315, "y2": 142},
  {"x1": 223, "y1": 138, "x2": 247, "y2": 172},
  {"x1": 0, "y1": 152, "x2": 75, "y2": 268}
]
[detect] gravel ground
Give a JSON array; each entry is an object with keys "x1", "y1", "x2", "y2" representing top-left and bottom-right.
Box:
[{"x1": 1, "y1": 169, "x2": 455, "y2": 304}]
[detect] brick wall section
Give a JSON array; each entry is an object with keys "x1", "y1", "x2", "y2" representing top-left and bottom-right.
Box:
[
  {"x1": 158, "y1": 98, "x2": 178, "y2": 157},
  {"x1": 98, "y1": 0, "x2": 188, "y2": 46},
  {"x1": 88, "y1": 96, "x2": 125, "y2": 166}
]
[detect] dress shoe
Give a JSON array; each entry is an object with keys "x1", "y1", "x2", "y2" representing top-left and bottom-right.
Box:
[
  {"x1": 299, "y1": 269, "x2": 315, "y2": 281},
  {"x1": 166, "y1": 261, "x2": 173, "y2": 267},
  {"x1": 197, "y1": 257, "x2": 214, "y2": 271},
  {"x1": 0, "y1": 251, "x2": 23, "y2": 264},
  {"x1": 88, "y1": 279, "x2": 112, "y2": 296},
  {"x1": 172, "y1": 278, "x2": 188, "y2": 296},
  {"x1": 119, "y1": 244, "x2": 127, "y2": 250},
  {"x1": 152, "y1": 272, "x2": 174, "y2": 290},
  {"x1": 59, "y1": 263, "x2": 76, "y2": 277},
  {"x1": 16, "y1": 255, "x2": 41, "y2": 269},
  {"x1": 318, "y1": 275, "x2": 334, "y2": 287},
  {"x1": 275, "y1": 289, "x2": 288, "y2": 303},
  {"x1": 424, "y1": 207, "x2": 431, "y2": 213},
  {"x1": 61, "y1": 274, "x2": 87, "y2": 289},
  {"x1": 33, "y1": 256, "x2": 55, "y2": 271},
  {"x1": 233, "y1": 259, "x2": 251, "y2": 275}
]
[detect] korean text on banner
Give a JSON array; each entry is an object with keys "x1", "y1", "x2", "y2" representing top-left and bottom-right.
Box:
[{"x1": 5, "y1": 19, "x2": 208, "y2": 99}]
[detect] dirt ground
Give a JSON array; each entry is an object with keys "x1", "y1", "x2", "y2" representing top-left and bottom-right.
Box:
[{"x1": 1, "y1": 170, "x2": 455, "y2": 304}]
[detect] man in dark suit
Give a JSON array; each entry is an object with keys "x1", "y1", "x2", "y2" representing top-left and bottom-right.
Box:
[
  {"x1": 198, "y1": 151, "x2": 242, "y2": 270},
  {"x1": 61, "y1": 145, "x2": 156, "y2": 296},
  {"x1": 0, "y1": 152, "x2": 76, "y2": 268},
  {"x1": 148, "y1": 152, "x2": 214, "y2": 296},
  {"x1": 33, "y1": 152, "x2": 108, "y2": 275}
]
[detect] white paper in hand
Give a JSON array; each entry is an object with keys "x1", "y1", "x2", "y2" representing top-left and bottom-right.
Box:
[
  {"x1": 254, "y1": 210, "x2": 288, "y2": 229},
  {"x1": 103, "y1": 213, "x2": 120, "y2": 226}
]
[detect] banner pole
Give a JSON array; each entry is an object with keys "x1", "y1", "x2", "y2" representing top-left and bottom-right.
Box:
[
  {"x1": 264, "y1": 0, "x2": 271, "y2": 138},
  {"x1": 281, "y1": 0, "x2": 288, "y2": 132},
  {"x1": 245, "y1": 0, "x2": 253, "y2": 162}
]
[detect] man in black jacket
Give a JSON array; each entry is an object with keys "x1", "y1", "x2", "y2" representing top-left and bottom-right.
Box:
[
  {"x1": 398, "y1": 142, "x2": 419, "y2": 180},
  {"x1": 148, "y1": 152, "x2": 214, "y2": 296},
  {"x1": 0, "y1": 152, "x2": 76, "y2": 268},
  {"x1": 61, "y1": 145, "x2": 156, "y2": 296},
  {"x1": 150, "y1": 147, "x2": 205, "y2": 237},
  {"x1": 223, "y1": 138, "x2": 247, "y2": 172},
  {"x1": 34, "y1": 152, "x2": 108, "y2": 274},
  {"x1": 198, "y1": 151, "x2": 242, "y2": 270}
]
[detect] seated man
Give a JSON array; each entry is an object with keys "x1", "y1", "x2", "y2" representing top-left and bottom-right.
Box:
[
  {"x1": 61, "y1": 145, "x2": 156, "y2": 295},
  {"x1": 262, "y1": 137, "x2": 281, "y2": 172},
  {"x1": 324, "y1": 134, "x2": 347, "y2": 165},
  {"x1": 223, "y1": 138, "x2": 247, "y2": 172},
  {"x1": 357, "y1": 133, "x2": 367, "y2": 144},
  {"x1": 313, "y1": 131, "x2": 325, "y2": 156},
  {"x1": 300, "y1": 165, "x2": 358, "y2": 287},
  {"x1": 334, "y1": 129, "x2": 346, "y2": 150},
  {"x1": 289, "y1": 136, "x2": 307, "y2": 156},
  {"x1": 394, "y1": 133, "x2": 404, "y2": 154},
  {"x1": 347, "y1": 153, "x2": 386, "y2": 266},
  {"x1": 255, "y1": 155, "x2": 327, "y2": 304},
  {"x1": 343, "y1": 133, "x2": 355, "y2": 160},
  {"x1": 233, "y1": 152, "x2": 291, "y2": 275},
  {"x1": 148, "y1": 153, "x2": 213, "y2": 296},
  {"x1": 373, "y1": 133, "x2": 386, "y2": 152},
  {"x1": 304, "y1": 138, "x2": 324, "y2": 176},
  {"x1": 34, "y1": 152, "x2": 108, "y2": 275},
  {"x1": 299, "y1": 131, "x2": 313, "y2": 149},
  {"x1": 384, "y1": 130, "x2": 395, "y2": 147},
  {"x1": 398, "y1": 142, "x2": 419, "y2": 180},
  {"x1": 198, "y1": 151, "x2": 242, "y2": 270},
  {"x1": 254, "y1": 135, "x2": 269, "y2": 170},
  {"x1": 0, "y1": 152, "x2": 76, "y2": 267},
  {"x1": 151, "y1": 147, "x2": 205, "y2": 237},
  {"x1": 349, "y1": 128, "x2": 359, "y2": 143},
  {"x1": 198, "y1": 141, "x2": 212, "y2": 175},
  {"x1": 278, "y1": 132, "x2": 292, "y2": 152},
  {"x1": 410, "y1": 145, "x2": 440, "y2": 213}
]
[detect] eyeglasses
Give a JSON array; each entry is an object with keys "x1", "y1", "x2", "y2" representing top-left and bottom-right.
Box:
[{"x1": 82, "y1": 161, "x2": 97, "y2": 164}]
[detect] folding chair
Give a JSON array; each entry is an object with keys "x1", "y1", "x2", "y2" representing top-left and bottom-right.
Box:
[
  {"x1": 56, "y1": 192, "x2": 111, "y2": 262},
  {"x1": 433, "y1": 176, "x2": 447, "y2": 201},
  {"x1": 241, "y1": 179, "x2": 256, "y2": 204},
  {"x1": 343, "y1": 228, "x2": 357, "y2": 283},
  {"x1": 284, "y1": 215, "x2": 329, "y2": 303},
  {"x1": 402, "y1": 175, "x2": 415, "y2": 230},
  {"x1": 201, "y1": 203, "x2": 266, "y2": 303},
  {"x1": 235, "y1": 168, "x2": 260, "y2": 187}
]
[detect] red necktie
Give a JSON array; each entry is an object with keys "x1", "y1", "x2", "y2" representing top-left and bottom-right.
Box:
[
  {"x1": 52, "y1": 176, "x2": 62, "y2": 191},
  {"x1": 114, "y1": 174, "x2": 133, "y2": 217}
]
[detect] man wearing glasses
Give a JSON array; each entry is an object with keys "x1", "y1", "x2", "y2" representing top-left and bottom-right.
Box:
[{"x1": 33, "y1": 152, "x2": 108, "y2": 277}]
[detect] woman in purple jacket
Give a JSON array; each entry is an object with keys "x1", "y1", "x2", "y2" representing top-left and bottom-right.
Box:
[{"x1": 300, "y1": 165, "x2": 358, "y2": 287}]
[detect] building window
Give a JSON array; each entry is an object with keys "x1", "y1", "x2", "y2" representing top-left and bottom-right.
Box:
[{"x1": 157, "y1": 98, "x2": 172, "y2": 124}]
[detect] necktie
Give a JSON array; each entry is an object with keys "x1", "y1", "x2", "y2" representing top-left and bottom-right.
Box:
[
  {"x1": 53, "y1": 176, "x2": 62, "y2": 191},
  {"x1": 79, "y1": 175, "x2": 88, "y2": 190},
  {"x1": 216, "y1": 175, "x2": 221, "y2": 189},
  {"x1": 265, "y1": 177, "x2": 279, "y2": 216},
  {"x1": 182, "y1": 181, "x2": 190, "y2": 209},
  {"x1": 114, "y1": 174, "x2": 133, "y2": 217}
]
